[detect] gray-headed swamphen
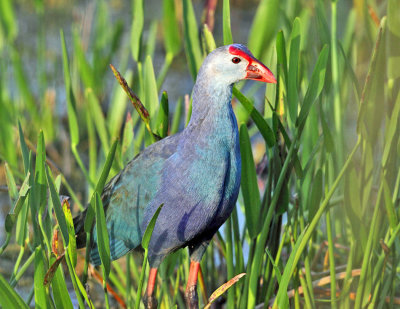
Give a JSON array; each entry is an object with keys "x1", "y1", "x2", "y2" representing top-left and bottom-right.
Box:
[{"x1": 74, "y1": 44, "x2": 276, "y2": 308}]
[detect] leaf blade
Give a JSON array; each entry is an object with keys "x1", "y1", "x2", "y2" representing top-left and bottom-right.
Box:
[
  {"x1": 142, "y1": 203, "x2": 164, "y2": 250},
  {"x1": 0, "y1": 273, "x2": 28, "y2": 309},
  {"x1": 46, "y1": 166, "x2": 69, "y2": 247},
  {"x1": 296, "y1": 45, "x2": 329, "y2": 128},
  {"x1": 95, "y1": 192, "x2": 111, "y2": 277},
  {"x1": 239, "y1": 124, "x2": 261, "y2": 239}
]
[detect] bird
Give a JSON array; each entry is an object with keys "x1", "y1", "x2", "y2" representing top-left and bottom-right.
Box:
[{"x1": 74, "y1": 44, "x2": 276, "y2": 308}]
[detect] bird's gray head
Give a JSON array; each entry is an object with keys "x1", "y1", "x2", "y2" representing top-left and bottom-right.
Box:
[{"x1": 198, "y1": 44, "x2": 277, "y2": 86}]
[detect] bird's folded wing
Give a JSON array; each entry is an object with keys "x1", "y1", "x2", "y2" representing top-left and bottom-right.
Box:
[{"x1": 90, "y1": 134, "x2": 181, "y2": 264}]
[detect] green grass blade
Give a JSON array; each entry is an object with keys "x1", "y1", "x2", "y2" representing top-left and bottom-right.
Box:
[
  {"x1": 144, "y1": 55, "x2": 159, "y2": 119},
  {"x1": 222, "y1": 0, "x2": 233, "y2": 45},
  {"x1": 383, "y1": 175, "x2": 398, "y2": 229},
  {"x1": 108, "y1": 70, "x2": 132, "y2": 139},
  {"x1": 34, "y1": 247, "x2": 51, "y2": 308},
  {"x1": 233, "y1": 87, "x2": 275, "y2": 147},
  {"x1": 95, "y1": 192, "x2": 111, "y2": 277},
  {"x1": 320, "y1": 105, "x2": 334, "y2": 153},
  {"x1": 382, "y1": 92, "x2": 400, "y2": 167},
  {"x1": 224, "y1": 217, "x2": 234, "y2": 308},
  {"x1": 46, "y1": 166, "x2": 69, "y2": 246},
  {"x1": 287, "y1": 17, "x2": 301, "y2": 123},
  {"x1": 182, "y1": 0, "x2": 203, "y2": 79},
  {"x1": 248, "y1": 0, "x2": 280, "y2": 58},
  {"x1": 337, "y1": 42, "x2": 360, "y2": 100},
  {"x1": 131, "y1": 0, "x2": 143, "y2": 62},
  {"x1": 170, "y1": 97, "x2": 183, "y2": 135},
  {"x1": 276, "y1": 30, "x2": 288, "y2": 86},
  {"x1": 330, "y1": 0, "x2": 342, "y2": 148},
  {"x1": 356, "y1": 21, "x2": 384, "y2": 134},
  {"x1": 326, "y1": 209, "x2": 337, "y2": 309},
  {"x1": 265, "y1": 248, "x2": 282, "y2": 283},
  {"x1": 142, "y1": 203, "x2": 164, "y2": 250},
  {"x1": 49, "y1": 254, "x2": 73, "y2": 309},
  {"x1": 0, "y1": 0, "x2": 18, "y2": 41},
  {"x1": 307, "y1": 169, "x2": 323, "y2": 221},
  {"x1": 4, "y1": 169, "x2": 29, "y2": 232},
  {"x1": 136, "y1": 203, "x2": 164, "y2": 309},
  {"x1": 296, "y1": 45, "x2": 329, "y2": 129},
  {"x1": 64, "y1": 249, "x2": 91, "y2": 308},
  {"x1": 28, "y1": 150, "x2": 41, "y2": 246},
  {"x1": 387, "y1": 0, "x2": 400, "y2": 81},
  {"x1": 1, "y1": 172, "x2": 29, "y2": 254},
  {"x1": 0, "y1": 102, "x2": 17, "y2": 167},
  {"x1": 85, "y1": 139, "x2": 118, "y2": 232},
  {"x1": 157, "y1": 52, "x2": 174, "y2": 90},
  {"x1": 60, "y1": 29, "x2": 79, "y2": 147},
  {"x1": 203, "y1": 24, "x2": 217, "y2": 53},
  {"x1": 9, "y1": 248, "x2": 35, "y2": 288},
  {"x1": 122, "y1": 113, "x2": 135, "y2": 164},
  {"x1": 135, "y1": 251, "x2": 149, "y2": 309},
  {"x1": 134, "y1": 122, "x2": 146, "y2": 155},
  {"x1": 15, "y1": 189, "x2": 30, "y2": 247},
  {"x1": 10, "y1": 48, "x2": 39, "y2": 126},
  {"x1": 315, "y1": 0, "x2": 330, "y2": 46},
  {"x1": 146, "y1": 21, "x2": 158, "y2": 59},
  {"x1": 276, "y1": 231, "x2": 306, "y2": 308},
  {"x1": 72, "y1": 29, "x2": 95, "y2": 90},
  {"x1": 239, "y1": 124, "x2": 260, "y2": 239},
  {"x1": 275, "y1": 114, "x2": 303, "y2": 178},
  {"x1": 0, "y1": 273, "x2": 28, "y2": 309},
  {"x1": 63, "y1": 198, "x2": 77, "y2": 267},
  {"x1": 163, "y1": 0, "x2": 181, "y2": 56},
  {"x1": 35, "y1": 131, "x2": 47, "y2": 210},
  {"x1": 156, "y1": 91, "x2": 169, "y2": 138},
  {"x1": 5, "y1": 164, "x2": 17, "y2": 205},
  {"x1": 18, "y1": 121, "x2": 30, "y2": 174},
  {"x1": 110, "y1": 64, "x2": 156, "y2": 142},
  {"x1": 86, "y1": 88, "x2": 110, "y2": 154},
  {"x1": 86, "y1": 103, "x2": 98, "y2": 184},
  {"x1": 34, "y1": 130, "x2": 50, "y2": 247}
]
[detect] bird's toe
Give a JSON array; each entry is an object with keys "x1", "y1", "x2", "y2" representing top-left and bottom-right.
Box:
[
  {"x1": 185, "y1": 285, "x2": 199, "y2": 309},
  {"x1": 143, "y1": 294, "x2": 158, "y2": 309}
]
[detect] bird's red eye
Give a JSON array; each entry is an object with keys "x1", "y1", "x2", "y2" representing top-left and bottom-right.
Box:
[{"x1": 232, "y1": 57, "x2": 241, "y2": 64}]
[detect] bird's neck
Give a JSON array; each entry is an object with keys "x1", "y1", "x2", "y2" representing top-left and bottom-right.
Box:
[{"x1": 189, "y1": 77, "x2": 234, "y2": 126}]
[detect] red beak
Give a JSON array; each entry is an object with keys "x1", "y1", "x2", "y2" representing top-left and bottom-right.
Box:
[
  {"x1": 229, "y1": 44, "x2": 277, "y2": 84},
  {"x1": 245, "y1": 61, "x2": 277, "y2": 83}
]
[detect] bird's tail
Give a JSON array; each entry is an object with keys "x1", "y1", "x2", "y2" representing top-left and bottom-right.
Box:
[{"x1": 73, "y1": 209, "x2": 88, "y2": 249}]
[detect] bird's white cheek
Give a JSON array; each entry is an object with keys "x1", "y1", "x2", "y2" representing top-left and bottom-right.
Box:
[{"x1": 236, "y1": 69, "x2": 247, "y2": 82}]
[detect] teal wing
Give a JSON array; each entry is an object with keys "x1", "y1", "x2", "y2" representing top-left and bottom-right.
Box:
[{"x1": 90, "y1": 134, "x2": 180, "y2": 265}]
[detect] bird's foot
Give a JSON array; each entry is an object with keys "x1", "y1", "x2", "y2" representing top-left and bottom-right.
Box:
[
  {"x1": 185, "y1": 285, "x2": 199, "y2": 309},
  {"x1": 143, "y1": 294, "x2": 158, "y2": 309}
]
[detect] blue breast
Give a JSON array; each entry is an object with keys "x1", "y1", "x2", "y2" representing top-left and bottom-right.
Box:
[{"x1": 142, "y1": 99, "x2": 241, "y2": 266}]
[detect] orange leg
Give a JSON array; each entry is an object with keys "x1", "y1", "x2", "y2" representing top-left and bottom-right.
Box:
[
  {"x1": 144, "y1": 268, "x2": 158, "y2": 309},
  {"x1": 185, "y1": 261, "x2": 200, "y2": 309}
]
